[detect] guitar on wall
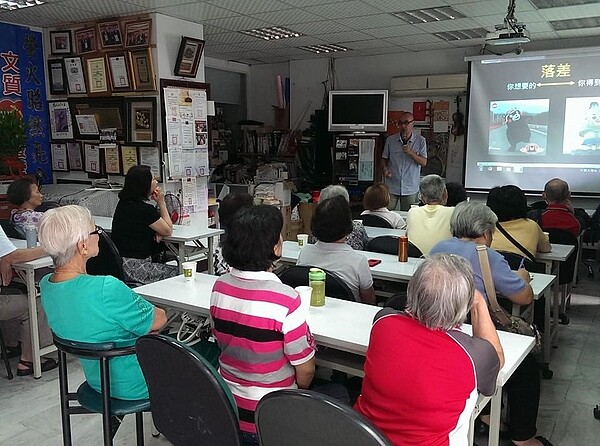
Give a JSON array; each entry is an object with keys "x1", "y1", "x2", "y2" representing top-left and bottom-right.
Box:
[{"x1": 451, "y1": 95, "x2": 465, "y2": 141}]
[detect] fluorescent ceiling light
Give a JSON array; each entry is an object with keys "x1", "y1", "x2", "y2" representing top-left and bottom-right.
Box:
[
  {"x1": 0, "y1": 0, "x2": 43, "y2": 10},
  {"x1": 240, "y1": 26, "x2": 302, "y2": 41},
  {"x1": 393, "y1": 6, "x2": 465, "y2": 24},
  {"x1": 530, "y1": 0, "x2": 600, "y2": 8},
  {"x1": 550, "y1": 15, "x2": 600, "y2": 31},
  {"x1": 434, "y1": 27, "x2": 488, "y2": 41},
  {"x1": 300, "y1": 44, "x2": 348, "y2": 54}
]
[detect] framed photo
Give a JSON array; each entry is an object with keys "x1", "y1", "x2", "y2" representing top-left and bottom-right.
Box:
[
  {"x1": 104, "y1": 146, "x2": 121, "y2": 174},
  {"x1": 47, "y1": 59, "x2": 67, "y2": 95},
  {"x1": 174, "y1": 36, "x2": 204, "y2": 78},
  {"x1": 106, "y1": 52, "x2": 131, "y2": 92},
  {"x1": 128, "y1": 48, "x2": 156, "y2": 91},
  {"x1": 64, "y1": 57, "x2": 87, "y2": 94},
  {"x1": 48, "y1": 101, "x2": 74, "y2": 140},
  {"x1": 67, "y1": 142, "x2": 84, "y2": 170},
  {"x1": 120, "y1": 145, "x2": 139, "y2": 174},
  {"x1": 139, "y1": 145, "x2": 162, "y2": 181},
  {"x1": 85, "y1": 56, "x2": 110, "y2": 94},
  {"x1": 69, "y1": 97, "x2": 125, "y2": 140},
  {"x1": 49, "y1": 30, "x2": 72, "y2": 55},
  {"x1": 124, "y1": 19, "x2": 152, "y2": 48},
  {"x1": 125, "y1": 98, "x2": 156, "y2": 145},
  {"x1": 97, "y1": 20, "x2": 123, "y2": 49},
  {"x1": 50, "y1": 143, "x2": 68, "y2": 171},
  {"x1": 74, "y1": 27, "x2": 98, "y2": 55}
]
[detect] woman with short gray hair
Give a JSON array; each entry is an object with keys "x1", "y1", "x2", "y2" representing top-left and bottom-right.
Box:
[
  {"x1": 430, "y1": 201, "x2": 553, "y2": 446},
  {"x1": 38, "y1": 205, "x2": 167, "y2": 400},
  {"x1": 355, "y1": 254, "x2": 503, "y2": 445},
  {"x1": 308, "y1": 184, "x2": 368, "y2": 250},
  {"x1": 406, "y1": 174, "x2": 454, "y2": 254}
]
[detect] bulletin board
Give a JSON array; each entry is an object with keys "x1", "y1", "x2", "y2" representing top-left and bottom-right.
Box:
[{"x1": 159, "y1": 79, "x2": 211, "y2": 216}]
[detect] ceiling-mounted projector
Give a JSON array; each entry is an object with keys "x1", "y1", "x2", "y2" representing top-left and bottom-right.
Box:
[
  {"x1": 486, "y1": 0, "x2": 530, "y2": 46},
  {"x1": 486, "y1": 24, "x2": 530, "y2": 45}
]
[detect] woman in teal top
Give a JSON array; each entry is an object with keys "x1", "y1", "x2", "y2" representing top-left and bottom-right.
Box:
[{"x1": 38, "y1": 205, "x2": 167, "y2": 400}]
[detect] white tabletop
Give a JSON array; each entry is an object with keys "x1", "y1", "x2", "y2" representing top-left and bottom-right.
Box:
[
  {"x1": 94, "y1": 216, "x2": 223, "y2": 242},
  {"x1": 536, "y1": 244, "x2": 575, "y2": 263},
  {"x1": 364, "y1": 226, "x2": 406, "y2": 239},
  {"x1": 10, "y1": 239, "x2": 53, "y2": 270},
  {"x1": 134, "y1": 273, "x2": 534, "y2": 387},
  {"x1": 281, "y1": 241, "x2": 555, "y2": 299}
]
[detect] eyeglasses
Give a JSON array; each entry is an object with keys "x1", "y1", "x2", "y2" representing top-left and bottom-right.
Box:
[
  {"x1": 89, "y1": 226, "x2": 104, "y2": 236},
  {"x1": 399, "y1": 120, "x2": 414, "y2": 125}
]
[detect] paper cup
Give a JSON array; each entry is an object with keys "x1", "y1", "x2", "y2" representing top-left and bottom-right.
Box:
[
  {"x1": 295, "y1": 286, "x2": 313, "y2": 324},
  {"x1": 297, "y1": 233, "x2": 309, "y2": 249},
  {"x1": 182, "y1": 261, "x2": 197, "y2": 281}
]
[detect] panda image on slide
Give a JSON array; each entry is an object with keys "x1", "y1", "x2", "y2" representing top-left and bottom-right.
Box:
[
  {"x1": 579, "y1": 101, "x2": 600, "y2": 150},
  {"x1": 504, "y1": 108, "x2": 531, "y2": 151}
]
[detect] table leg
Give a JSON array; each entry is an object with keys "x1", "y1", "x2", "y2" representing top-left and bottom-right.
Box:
[
  {"x1": 552, "y1": 262, "x2": 560, "y2": 347},
  {"x1": 488, "y1": 385, "x2": 502, "y2": 446},
  {"x1": 25, "y1": 269, "x2": 42, "y2": 379},
  {"x1": 208, "y1": 236, "x2": 214, "y2": 275},
  {"x1": 178, "y1": 242, "x2": 185, "y2": 274}
]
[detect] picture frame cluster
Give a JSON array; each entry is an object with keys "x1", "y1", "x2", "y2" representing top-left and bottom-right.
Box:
[{"x1": 48, "y1": 17, "x2": 155, "y2": 94}]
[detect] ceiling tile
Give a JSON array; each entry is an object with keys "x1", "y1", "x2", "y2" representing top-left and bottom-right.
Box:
[
  {"x1": 363, "y1": 0, "x2": 445, "y2": 12},
  {"x1": 385, "y1": 33, "x2": 451, "y2": 45},
  {"x1": 207, "y1": 0, "x2": 290, "y2": 14},
  {"x1": 203, "y1": 15, "x2": 272, "y2": 31},
  {"x1": 154, "y1": 1, "x2": 238, "y2": 20},
  {"x1": 336, "y1": 13, "x2": 406, "y2": 29},
  {"x1": 291, "y1": 20, "x2": 350, "y2": 35},
  {"x1": 249, "y1": 8, "x2": 324, "y2": 25},
  {"x1": 280, "y1": 0, "x2": 346, "y2": 6},
  {"x1": 314, "y1": 30, "x2": 376, "y2": 43},
  {"x1": 309, "y1": 0, "x2": 382, "y2": 19},
  {"x1": 363, "y1": 24, "x2": 422, "y2": 39},
  {"x1": 125, "y1": 0, "x2": 196, "y2": 7},
  {"x1": 538, "y1": 3, "x2": 600, "y2": 19},
  {"x1": 207, "y1": 31, "x2": 257, "y2": 44},
  {"x1": 63, "y1": 0, "x2": 147, "y2": 16}
]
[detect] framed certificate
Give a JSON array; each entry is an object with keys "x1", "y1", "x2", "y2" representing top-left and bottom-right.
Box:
[
  {"x1": 64, "y1": 57, "x2": 86, "y2": 94},
  {"x1": 128, "y1": 48, "x2": 156, "y2": 91},
  {"x1": 126, "y1": 98, "x2": 156, "y2": 144},
  {"x1": 67, "y1": 142, "x2": 84, "y2": 170},
  {"x1": 106, "y1": 52, "x2": 131, "y2": 92},
  {"x1": 47, "y1": 59, "x2": 67, "y2": 95},
  {"x1": 50, "y1": 143, "x2": 68, "y2": 171},
  {"x1": 84, "y1": 143, "x2": 101, "y2": 174},
  {"x1": 121, "y1": 145, "x2": 139, "y2": 174},
  {"x1": 85, "y1": 56, "x2": 109, "y2": 94},
  {"x1": 104, "y1": 146, "x2": 121, "y2": 174}
]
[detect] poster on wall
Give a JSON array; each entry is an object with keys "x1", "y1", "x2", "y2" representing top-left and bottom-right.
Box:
[{"x1": 0, "y1": 24, "x2": 51, "y2": 182}]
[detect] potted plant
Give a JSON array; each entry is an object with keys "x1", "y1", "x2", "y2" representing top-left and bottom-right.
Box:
[{"x1": 0, "y1": 108, "x2": 26, "y2": 176}]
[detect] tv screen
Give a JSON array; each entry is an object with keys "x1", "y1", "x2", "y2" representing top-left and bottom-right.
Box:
[
  {"x1": 328, "y1": 90, "x2": 388, "y2": 132},
  {"x1": 465, "y1": 48, "x2": 600, "y2": 195}
]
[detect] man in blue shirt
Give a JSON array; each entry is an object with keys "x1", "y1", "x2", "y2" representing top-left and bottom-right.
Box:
[{"x1": 382, "y1": 112, "x2": 427, "y2": 210}]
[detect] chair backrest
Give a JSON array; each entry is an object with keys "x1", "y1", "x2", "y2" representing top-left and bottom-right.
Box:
[
  {"x1": 277, "y1": 265, "x2": 357, "y2": 302},
  {"x1": 383, "y1": 292, "x2": 407, "y2": 311},
  {"x1": 361, "y1": 214, "x2": 393, "y2": 228},
  {"x1": 135, "y1": 335, "x2": 241, "y2": 446},
  {"x1": 0, "y1": 219, "x2": 25, "y2": 239},
  {"x1": 408, "y1": 241, "x2": 423, "y2": 258},
  {"x1": 366, "y1": 236, "x2": 398, "y2": 255},
  {"x1": 53, "y1": 333, "x2": 133, "y2": 360},
  {"x1": 544, "y1": 228, "x2": 579, "y2": 285},
  {"x1": 497, "y1": 251, "x2": 545, "y2": 274},
  {"x1": 86, "y1": 229, "x2": 125, "y2": 281},
  {"x1": 255, "y1": 389, "x2": 392, "y2": 446}
]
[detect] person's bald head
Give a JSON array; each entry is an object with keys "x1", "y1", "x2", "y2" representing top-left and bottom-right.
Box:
[
  {"x1": 398, "y1": 112, "x2": 414, "y2": 139},
  {"x1": 543, "y1": 178, "x2": 570, "y2": 204}
]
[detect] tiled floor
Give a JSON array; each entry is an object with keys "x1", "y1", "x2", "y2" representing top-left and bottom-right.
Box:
[{"x1": 1, "y1": 264, "x2": 599, "y2": 445}]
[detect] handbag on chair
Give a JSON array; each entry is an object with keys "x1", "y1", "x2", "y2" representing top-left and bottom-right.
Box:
[{"x1": 476, "y1": 244, "x2": 542, "y2": 354}]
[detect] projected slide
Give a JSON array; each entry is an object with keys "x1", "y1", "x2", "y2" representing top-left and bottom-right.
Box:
[
  {"x1": 563, "y1": 97, "x2": 600, "y2": 154},
  {"x1": 465, "y1": 49, "x2": 600, "y2": 194},
  {"x1": 488, "y1": 99, "x2": 548, "y2": 155}
]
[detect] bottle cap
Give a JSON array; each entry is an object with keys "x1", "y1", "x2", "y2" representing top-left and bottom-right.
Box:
[{"x1": 308, "y1": 268, "x2": 326, "y2": 281}]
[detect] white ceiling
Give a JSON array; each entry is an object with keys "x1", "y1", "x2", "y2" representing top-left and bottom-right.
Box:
[{"x1": 1, "y1": 0, "x2": 600, "y2": 64}]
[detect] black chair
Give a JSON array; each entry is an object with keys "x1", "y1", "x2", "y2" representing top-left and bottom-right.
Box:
[
  {"x1": 545, "y1": 228, "x2": 579, "y2": 325},
  {"x1": 361, "y1": 214, "x2": 393, "y2": 229},
  {"x1": 255, "y1": 389, "x2": 392, "y2": 446},
  {"x1": 0, "y1": 324, "x2": 13, "y2": 379},
  {"x1": 277, "y1": 265, "x2": 356, "y2": 302},
  {"x1": 53, "y1": 333, "x2": 149, "y2": 446},
  {"x1": 135, "y1": 335, "x2": 241, "y2": 446},
  {"x1": 366, "y1": 236, "x2": 423, "y2": 258},
  {"x1": 86, "y1": 228, "x2": 125, "y2": 280},
  {"x1": 383, "y1": 292, "x2": 407, "y2": 312},
  {"x1": 0, "y1": 219, "x2": 24, "y2": 239},
  {"x1": 497, "y1": 250, "x2": 545, "y2": 274}
]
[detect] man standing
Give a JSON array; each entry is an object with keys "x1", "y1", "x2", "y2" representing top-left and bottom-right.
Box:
[{"x1": 382, "y1": 112, "x2": 427, "y2": 210}]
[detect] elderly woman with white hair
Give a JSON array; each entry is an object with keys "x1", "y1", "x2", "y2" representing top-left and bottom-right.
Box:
[
  {"x1": 405, "y1": 174, "x2": 454, "y2": 255},
  {"x1": 309, "y1": 185, "x2": 368, "y2": 250},
  {"x1": 38, "y1": 205, "x2": 167, "y2": 400},
  {"x1": 430, "y1": 201, "x2": 553, "y2": 446},
  {"x1": 355, "y1": 254, "x2": 503, "y2": 445}
]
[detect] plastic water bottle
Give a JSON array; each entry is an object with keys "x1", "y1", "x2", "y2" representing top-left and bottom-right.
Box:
[{"x1": 308, "y1": 268, "x2": 326, "y2": 307}]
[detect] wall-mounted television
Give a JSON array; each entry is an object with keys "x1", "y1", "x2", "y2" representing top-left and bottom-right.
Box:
[{"x1": 328, "y1": 90, "x2": 388, "y2": 132}]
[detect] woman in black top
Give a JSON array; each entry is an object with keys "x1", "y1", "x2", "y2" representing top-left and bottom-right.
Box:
[{"x1": 112, "y1": 165, "x2": 177, "y2": 284}]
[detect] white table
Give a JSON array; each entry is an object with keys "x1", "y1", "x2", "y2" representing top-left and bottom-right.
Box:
[
  {"x1": 135, "y1": 273, "x2": 534, "y2": 446},
  {"x1": 11, "y1": 239, "x2": 55, "y2": 379},
  {"x1": 93, "y1": 216, "x2": 224, "y2": 274},
  {"x1": 363, "y1": 226, "x2": 405, "y2": 239}
]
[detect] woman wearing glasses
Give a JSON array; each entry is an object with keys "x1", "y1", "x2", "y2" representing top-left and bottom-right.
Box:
[
  {"x1": 38, "y1": 205, "x2": 167, "y2": 400},
  {"x1": 111, "y1": 165, "x2": 177, "y2": 285}
]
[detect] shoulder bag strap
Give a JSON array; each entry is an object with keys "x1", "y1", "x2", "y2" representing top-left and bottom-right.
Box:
[
  {"x1": 476, "y1": 244, "x2": 512, "y2": 326},
  {"x1": 495, "y1": 223, "x2": 536, "y2": 263}
]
